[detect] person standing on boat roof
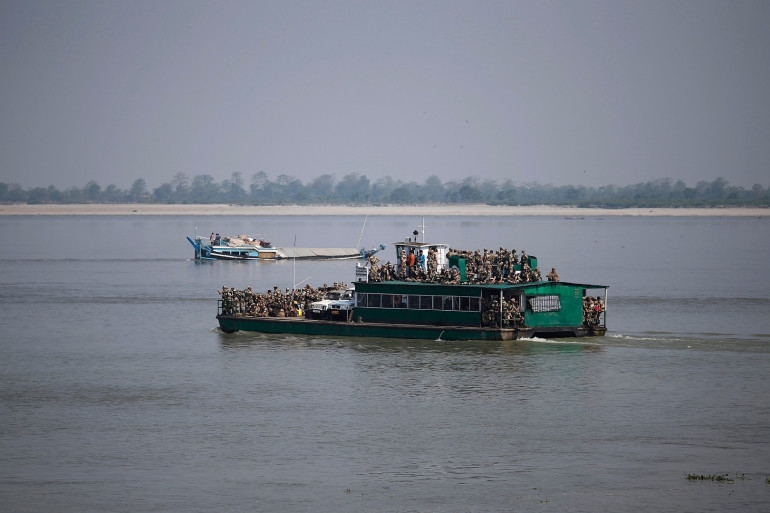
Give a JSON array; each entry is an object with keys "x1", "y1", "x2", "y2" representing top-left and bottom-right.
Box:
[
  {"x1": 407, "y1": 250, "x2": 416, "y2": 276},
  {"x1": 417, "y1": 250, "x2": 426, "y2": 272}
]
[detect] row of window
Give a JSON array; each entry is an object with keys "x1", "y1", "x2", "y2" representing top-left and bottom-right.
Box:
[
  {"x1": 356, "y1": 293, "x2": 482, "y2": 312},
  {"x1": 356, "y1": 293, "x2": 564, "y2": 313}
]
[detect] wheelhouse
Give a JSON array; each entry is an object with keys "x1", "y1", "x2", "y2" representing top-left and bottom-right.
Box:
[{"x1": 393, "y1": 239, "x2": 451, "y2": 274}]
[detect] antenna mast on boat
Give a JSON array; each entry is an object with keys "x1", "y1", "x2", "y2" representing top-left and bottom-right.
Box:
[
  {"x1": 415, "y1": 218, "x2": 427, "y2": 243},
  {"x1": 356, "y1": 215, "x2": 368, "y2": 249},
  {"x1": 293, "y1": 234, "x2": 297, "y2": 293}
]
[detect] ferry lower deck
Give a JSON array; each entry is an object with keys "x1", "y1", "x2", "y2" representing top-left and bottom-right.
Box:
[{"x1": 216, "y1": 314, "x2": 607, "y2": 341}]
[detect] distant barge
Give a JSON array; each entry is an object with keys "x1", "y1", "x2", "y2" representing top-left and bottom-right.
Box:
[
  {"x1": 215, "y1": 233, "x2": 607, "y2": 341},
  {"x1": 187, "y1": 234, "x2": 385, "y2": 261}
]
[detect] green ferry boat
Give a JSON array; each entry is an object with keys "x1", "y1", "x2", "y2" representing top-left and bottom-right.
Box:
[{"x1": 216, "y1": 235, "x2": 608, "y2": 341}]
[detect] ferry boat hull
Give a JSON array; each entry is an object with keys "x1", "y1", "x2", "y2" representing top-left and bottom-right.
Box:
[
  {"x1": 187, "y1": 236, "x2": 276, "y2": 260},
  {"x1": 216, "y1": 315, "x2": 606, "y2": 341},
  {"x1": 218, "y1": 315, "x2": 515, "y2": 340}
]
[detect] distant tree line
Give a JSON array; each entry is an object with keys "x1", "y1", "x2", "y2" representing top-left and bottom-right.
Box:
[{"x1": 1, "y1": 172, "x2": 768, "y2": 208}]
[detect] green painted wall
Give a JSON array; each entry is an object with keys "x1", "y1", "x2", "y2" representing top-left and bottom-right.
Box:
[{"x1": 522, "y1": 282, "x2": 584, "y2": 328}]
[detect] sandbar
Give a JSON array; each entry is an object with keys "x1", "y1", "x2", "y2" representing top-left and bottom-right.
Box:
[{"x1": 0, "y1": 204, "x2": 766, "y2": 217}]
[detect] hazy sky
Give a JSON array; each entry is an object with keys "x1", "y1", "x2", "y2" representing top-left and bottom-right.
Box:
[{"x1": 2, "y1": 0, "x2": 769, "y2": 190}]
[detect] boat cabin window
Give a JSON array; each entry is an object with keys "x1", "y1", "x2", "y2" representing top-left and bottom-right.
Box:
[
  {"x1": 460, "y1": 296, "x2": 480, "y2": 311},
  {"x1": 357, "y1": 293, "x2": 481, "y2": 311},
  {"x1": 528, "y1": 295, "x2": 561, "y2": 312}
]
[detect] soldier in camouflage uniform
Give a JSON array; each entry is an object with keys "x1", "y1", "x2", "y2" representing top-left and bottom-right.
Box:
[
  {"x1": 583, "y1": 296, "x2": 595, "y2": 325},
  {"x1": 398, "y1": 251, "x2": 408, "y2": 279},
  {"x1": 427, "y1": 248, "x2": 438, "y2": 278},
  {"x1": 546, "y1": 267, "x2": 560, "y2": 282},
  {"x1": 367, "y1": 255, "x2": 381, "y2": 282}
]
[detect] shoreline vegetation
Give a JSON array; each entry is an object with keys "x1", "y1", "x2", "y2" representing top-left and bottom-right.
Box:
[
  {"x1": 0, "y1": 203, "x2": 767, "y2": 217},
  {"x1": 3, "y1": 176, "x2": 769, "y2": 210}
]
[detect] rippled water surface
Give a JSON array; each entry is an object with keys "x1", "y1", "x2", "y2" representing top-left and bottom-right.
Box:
[{"x1": 1, "y1": 214, "x2": 769, "y2": 512}]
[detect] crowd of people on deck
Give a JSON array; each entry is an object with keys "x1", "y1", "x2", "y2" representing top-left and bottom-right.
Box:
[
  {"x1": 583, "y1": 295, "x2": 606, "y2": 326},
  {"x1": 366, "y1": 256, "x2": 463, "y2": 284},
  {"x1": 481, "y1": 296, "x2": 525, "y2": 328},
  {"x1": 218, "y1": 244, "x2": 556, "y2": 320},
  {"x1": 218, "y1": 283, "x2": 348, "y2": 317},
  {"x1": 366, "y1": 246, "x2": 547, "y2": 285},
  {"x1": 217, "y1": 244, "x2": 604, "y2": 326},
  {"x1": 219, "y1": 283, "x2": 604, "y2": 328}
]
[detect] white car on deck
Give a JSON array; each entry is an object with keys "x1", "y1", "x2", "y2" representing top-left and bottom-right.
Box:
[
  {"x1": 328, "y1": 289, "x2": 356, "y2": 321},
  {"x1": 307, "y1": 288, "x2": 354, "y2": 320}
]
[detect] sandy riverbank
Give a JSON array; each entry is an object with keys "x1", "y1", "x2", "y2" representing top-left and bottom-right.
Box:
[{"x1": 0, "y1": 204, "x2": 767, "y2": 217}]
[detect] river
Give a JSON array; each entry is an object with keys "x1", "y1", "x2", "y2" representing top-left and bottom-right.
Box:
[{"x1": 1, "y1": 214, "x2": 768, "y2": 512}]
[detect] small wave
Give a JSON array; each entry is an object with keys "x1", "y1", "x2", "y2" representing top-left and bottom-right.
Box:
[
  {"x1": 517, "y1": 336, "x2": 585, "y2": 345},
  {"x1": 608, "y1": 332, "x2": 688, "y2": 342},
  {"x1": 613, "y1": 295, "x2": 770, "y2": 306},
  {"x1": 600, "y1": 332, "x2": 770, "y2": 352},
  {"x1": 522, "y1": 337, "x2": 602, "y2": 348}
]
